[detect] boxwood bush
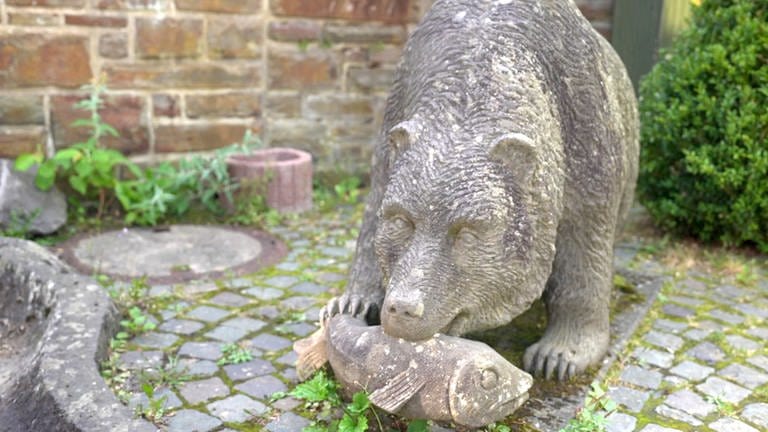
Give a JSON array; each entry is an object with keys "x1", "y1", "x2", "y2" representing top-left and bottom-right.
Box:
[{"x1": 638, "y1": 0, "x2": 768, "y2": 252}]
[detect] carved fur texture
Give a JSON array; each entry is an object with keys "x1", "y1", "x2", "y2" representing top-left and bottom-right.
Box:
[{"x1": 324, "y1": 0, "x2": 639, "y2": 381}]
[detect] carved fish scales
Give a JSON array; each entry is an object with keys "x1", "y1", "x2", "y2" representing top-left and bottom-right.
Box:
[{"x1": 294, "y1": 315, "x2": 533, "y2": 428}]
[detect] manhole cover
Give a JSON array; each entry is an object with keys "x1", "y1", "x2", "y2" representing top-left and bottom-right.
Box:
[{"x1": 57, "y1": 225, "x2": 287, "y2": 284}]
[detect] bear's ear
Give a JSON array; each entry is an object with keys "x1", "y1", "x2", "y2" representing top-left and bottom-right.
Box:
[
  {"x1": 489, "y1": 132, "x2": 538, "y2": 186},
  {"x1": 387, "y1": 120, "x2": 420, "y2": 157}
]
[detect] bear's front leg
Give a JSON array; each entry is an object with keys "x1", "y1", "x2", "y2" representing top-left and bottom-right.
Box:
[{"x1": 523, "y1": 219, "x2": 614, "y2": 381}]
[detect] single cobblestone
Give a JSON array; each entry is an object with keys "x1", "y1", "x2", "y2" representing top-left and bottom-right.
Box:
[
  {"x1": 208, "y1": 292, "x2": 251, "y2": 308},
  {"x1": 608, "y1": 386, "x2": 649, "y2": 412},
  {"x1": 696, "y1": 376, "x2": 751, "y2": 404},
  {"x1": 265, "y1": 276, "x2": 300, "y2": 288},
  {"x1": 179, "y1": 377, "x2": 230, "y2": 404},
  {"x1": 639, "y1": 425, "x2": 684, "y2": 432},
  {"x1": 747, "y1": 355, "x2": 768, "y2": 372},
  {"x1": 207, "y1": 394, "x2": 267, "y2": 423},
  {"x1": 220, "y1": 317, "x2": 267, "y2": 333},
  {"x1": 291, "y1": 281, "x2": 327, "y2": 295},
  {"x1": 119, "y1": 350, "x2": 164, "y2": 370},
  {"x1": 243, "y1": 286, "x2": 284, "y2": 300},
  {"x1": 663, "y1": 389, "x2": 714, "y2": 418},
  {"x1": 708, "y1": 308, "x2": 746, "y2": 325},
  {"x1": 187, "y1": 306, "x2": 230, "y2": 323},
  {"x1": 747, "y1": 327, "x2": 768, "y2": 339},
  {"x1": 159, "y1": 319, "x2": 205, "y2": 335},
  {"x1": 732, "y1": 303, "x2": 768, "y2": 319},
  {"x1": 177, "y1": 358, "x2": 219, "y2": 377},
  {"x1": 166, "y1": 409, "x2": 222, "y2": 432},
  {"x1": 644, "y1": 330, "x2": 684, "y2": 351},
  {"x1": 205, "y1": 325, "x2": 248, "y2": 342},
  {"x1": 281, "y1": 296, "x2": 319, "y2": 310},
  {"x1": 620, "y1": 365, "x2": 662, "y2": 389},
  {"x1": 654, "y1": 403, "x2": 702, "y2": 427},
  {"x1": 718, "y1": 363, "x2": 768, "y2": 389},
  {"x1": 686, "y1": 341, "x2": 726, "y2": 365},
  {"x1": 251, "y1": 333, "x2": 292, "y2": 352},
  {"x1": 235, "y1": 375, "x2": 287, "y2": 400},
  {"x1": 709, "y1": 417, "x2": 760, "y2": 432},
  {"x1": 662, "y1": 303, "x2": 695, "y2": 318},
  {"x1": 652, "y1": 318, "x2": 688, "y2": 334},
  {"x1": 181, "y1": 282, "x2": 219, "y2": 295},
  {"x1": 276, "y1": 350, "x2": 299, "y2": 366},
  {"x1": 741, "y1": 403, "x2": 768, "y2": 430},
  {"x1": 669, "y1": 360, "x2": 714, "y2": 381},
  {"x1": 265, "y1": 412, "x2": 311, "y2": 431},
  {"x1": 129, "y1": 387, "x2": 183, "y2": 411},
  {"x1": 279, "y1": 322, "x2": 317, "y2": 337},
  {"x1": 667, "y1": 295, "x2": 704, "y2": 307},
  {"x1": 725, "y1": 335, "x2": 763, "y2": 351},
  {"x1": 683, "y1": 328, "x2": 712, "y2": 341},
  {"x1": 178, "y1": 342, "x2": 223, "y2": 361},
  {"x1": 632, "y1": 347, "x2": 674, "y2": 368},
  {"x1": 223, "y1": 359, "x2": 276, "y2": 381},
  {"x1": 133, "y1": 332, "x2": 179, "y2": 349},
  {"x1": 606, "y1": 412, "x2": 637, "y2": 432}
]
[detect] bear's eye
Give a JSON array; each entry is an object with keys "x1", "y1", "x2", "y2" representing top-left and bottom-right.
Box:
[
  {"x1": 454, "y1": 228, "x2": 480, "y2": 248},
  {"x1": 386, "y1": 215, "x2": 414, "y2": 240},
  {"x1": 480, "y1": 368, "x2": 498, "y2": 390}
]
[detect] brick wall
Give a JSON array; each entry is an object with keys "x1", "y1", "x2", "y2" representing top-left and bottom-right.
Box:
[{"x1": 0, "y1": 0, "x2": 613, "y2": 175}]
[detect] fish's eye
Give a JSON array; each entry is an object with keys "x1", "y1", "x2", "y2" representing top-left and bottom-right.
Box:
[{"x1": 481, "y1": 368, "x2": 498, "y2": 390}]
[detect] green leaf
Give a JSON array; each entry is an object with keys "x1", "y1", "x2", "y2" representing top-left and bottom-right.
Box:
[
  {"x1": 69, "y1": 176, "x2": 87, "y2": 195},
  {"x1": 141, "y1": 383, "x2": 155, "y2": 398},
  {"x1": 347, "y1": 392, "x2": 370, "y2": 415},
  {"x1": 407, "y1": 419, "x2": 429, "y2": 432},
  {"x1": 52, "y1": 148, "x2": 81, "y2": 162},
  {"x1": 14, "y1": 153, "x2": 43, "y2": 172},
  {"x1": 338, "y1": 413, "x2": 367, "y2": 432},
  {"x1": 70, "y1": 118, "x2": 93, "y2": 129},
  {"x1": 35, "y1": 160, "x2": 57, "y2": 190}
]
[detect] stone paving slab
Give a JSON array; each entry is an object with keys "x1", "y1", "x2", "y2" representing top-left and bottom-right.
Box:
[{"x1": 73, "y1": 208, "x2": 768, "y2": 432}]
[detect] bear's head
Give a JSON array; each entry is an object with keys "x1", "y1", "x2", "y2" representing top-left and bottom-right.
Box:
[{"x1": 375, "y1": 119, "x2": 541, "y2": 341}]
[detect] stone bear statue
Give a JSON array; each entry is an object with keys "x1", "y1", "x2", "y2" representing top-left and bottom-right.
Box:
[{"x1": 324, "y1": 0, "x2": 639, "y2": 380}]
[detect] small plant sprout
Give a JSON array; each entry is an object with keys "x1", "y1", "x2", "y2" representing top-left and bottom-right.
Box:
[
  {"x1": 119, "y1": 307, "x2": 156, "y2": 337},
  {"x1": 217, "y1": 342, "x2": 254, "y2": 366},
  {"x1": 136, "y1": 382, "x2": 169, "y2": 422},
  {"x1": 560, "y1": 382, "x2": 618, "y2": 432}
]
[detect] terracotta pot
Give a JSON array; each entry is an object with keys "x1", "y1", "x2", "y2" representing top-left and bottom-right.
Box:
[{"x1": 226, "y1": 147, "x2": 313, "y2": 213}]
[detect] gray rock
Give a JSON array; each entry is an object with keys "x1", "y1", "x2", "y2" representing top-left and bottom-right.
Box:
[
  {"x1": 265, "y1": 412, "x2": 311, "y2": 432},
  {"x1": 718, "y1": 363, "x2": 768, "y2": 389},
  {"x1": 178, "y1": 341, "x2": 223, "y2": 361},
  {"x1": 709, "y1": 417, "x2": 760, "y2": 432},
  {"x1": 632, "y1": 347, "x2": 674, "y2": 368},
  {"x1": 129, "y1": 387, "x2": 183, "y2": 412},
  {"x1": 747, "y1": 327, "x2": 768, "y2": 340},
  {"x1": 207, "y1": 394, "x2": 266, "y2": 423},
  {"x1": 244, "y1": 287, "x2": 284, "y2": 300},
  {"x1": 220, "y1": 317, "x2": 267, "y2": 333},
  {"x1": 281, "y1": 296, "x2": 318, "y2": 310},
  {"x1": 235, "y1": 375, "x2": 288, "y2": 400},
  {"x1": 251, "y1": 333, "x2": 292, "y2": 351},
  {"x1": 166, "y1": 409, "x2": 222, "y2": 432},
  {"x1": 186, "y1": 306, "x2": 230, "y2": 323},
  {"x1": 208, "y1": 292, "x2": 251, "y2": 308},
  {"x1": 741, "y1": 403, "x2": 768, "y2": 430},
  {"x1": 205, "y1": 325, "x2": 248, "y2": 343},
  {"x1": 708, "y1": 309, "x2": 745, "y2": 325},
  {"x1": 662, "y1": 303, "x2": 694, "y2": 319},
  {"x1": 644, "y1": 330, "x2": 684, "y2": 351},
  {"x1": 223, "y1": 359, "x2": 276, "y2": 381},
  {"x1": 264, "y1": 275, "x2": 300, "y2": 288},
  {"x1": 291, "y1": 281, "x2": 327, "y2": 295},
  {"x1": 608, "y1": 386, "x2": 649, "y2": 413},
  {"x1": 0, "y1": 159, "x2": 67, "y2": 235},
  {"x1": 654, "y1": 403, "x2": 702, "y2": 426},
  {"x1": 662, "y1": 389, "x2": 714, "y2": 418},
  {"x1": 653, "y1": 318, "x2": 688, "y2": 334},
  {"x1": 726, "y1": 335, "x2": 762, "y2": 351},
  {"x1": 132, "y1": 332, "x2": 179, "y2": 349},
  {"x1": 639, "y1": 425, "x2": 684, "y2": 432},
  {"x1": 119, "y1": 350, "x2": 165, "y2": 370},
  {"x1": 683, "y1": 328, "x2": 712, "y2": 341},
  {"x1": 620, "y1": 365, "x2": 663, "y2": 389},
  {"x1": 606, "y1": 412, "x2": 637, "y2": 432},
  {"x1": 696, "y1": 376, "x2": 750, "y2": 404},
  {"x1": 686, "y1": 342, "x2": 725, "y2": 365},
  {"x1": 669, "y1": 360, "x2": 714, "y2": 382},
  {"x1": 159, "y1": 319, "x2": 204, "y2": 335},
  {"x1": 178, "y1": 377, "x2": 230, "y2": 405},
  {"x1": 177, "y1": 359, "x2": 219, "y2": 377},
  {"x1": 747, "y1": 355, "x2": 768, "y2": 372}
]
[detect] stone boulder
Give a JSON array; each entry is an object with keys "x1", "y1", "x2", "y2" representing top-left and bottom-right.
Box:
[{"x1": 0, "y1": 159, "x2": 67, "y2": 235}]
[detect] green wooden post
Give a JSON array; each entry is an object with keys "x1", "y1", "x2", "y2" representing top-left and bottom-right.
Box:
[{"x1": 611, "y1": 0, "x2": 693, "y2": 91}]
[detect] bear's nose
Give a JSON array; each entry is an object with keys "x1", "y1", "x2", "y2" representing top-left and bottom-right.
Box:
[{"x1": 385, "y1": 297, "x2": 425, "y2": 319}]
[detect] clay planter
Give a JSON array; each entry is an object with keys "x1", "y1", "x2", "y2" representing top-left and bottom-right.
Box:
[{"x1": 226, "y1": 147, "x2": 313, "y2": 213}]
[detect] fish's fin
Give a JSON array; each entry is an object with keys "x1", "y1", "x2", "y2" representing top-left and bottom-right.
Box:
[
  {"x1": 294, "y1": 328, "x2": 328, "y2": 381},
  {"x1": 368, "y1": 368, "x2": 428, "y2": 413}
]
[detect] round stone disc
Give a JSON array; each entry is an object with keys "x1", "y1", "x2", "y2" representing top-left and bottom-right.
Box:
[{"x1": 58, "y1": 225, "x2": 286, "y2": 283}]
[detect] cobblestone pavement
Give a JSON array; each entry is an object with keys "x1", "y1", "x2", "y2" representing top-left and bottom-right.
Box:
[{"x1": 101, "y1": 206, "x2": 767, "y2": 432}]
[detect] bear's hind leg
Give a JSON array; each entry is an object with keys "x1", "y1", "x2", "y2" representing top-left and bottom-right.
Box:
[{"x1": 523, "y1": 219, "x2": 614, "y2": 380}]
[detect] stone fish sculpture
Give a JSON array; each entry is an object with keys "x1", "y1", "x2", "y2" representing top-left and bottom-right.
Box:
[
  {"x1": 294, "y1": 315, "x2": 533, "y2": 428},
  {"x1": 323, "y1": 0, "x2": 639, "y2": 381}
]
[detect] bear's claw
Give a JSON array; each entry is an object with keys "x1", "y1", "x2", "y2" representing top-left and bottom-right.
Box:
[
  {"x1": 320, "y1": 294, "x2": 379, "y2": 325},
  {"x1": 523, "y1": 340, "x2": 592, "y2": 381}
]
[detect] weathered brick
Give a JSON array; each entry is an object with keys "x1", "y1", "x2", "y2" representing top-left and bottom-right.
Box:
[
  {"x1": 152, "y1": 94, "x2": 180, "y2": 117},
  {"x1": 8, "y1": 13, "x2": 61, "y2": 26},
  {"x1": 208, "y1": 17, "x2": 262, "y2": 60},
  {"x1": 303, "y1": 94, "x2": 374, "y2": 118},
  {"x1": 186, "y1": 92, "x2": 261, "y2": 118},
  {"x1": 65, "y1": 15, "x2": 127, "y2": 27},
  {"x1": 324, "y1": 24, "x2": 406, "y2": 44},
  {"x1": 267, "y1": 118, "x2": 324, "y2": 151},
  {"x1": 0, "y1": 34, "x2": 91, "y2": 89},
  {"x1": 136, "y1": 18, "x2": 203, "y2": 59},
  {"x1": 96, "y1": 0, "x2": 171, "y2": 9},
  {"x1": 347, "y1": 66, "x2": 395, "y2": 92},
  {"x1": 268, "y1": 20, "x2": 323, "y2": 42},
  {"x1": 7, "y1": 0, "x2": 84, "y2": 6},
  {"x1": 369, "y1": 45, "x2": 402, "y2": 64},
  {"x1": 51, "y1": 94, "x2": 148, "y2": 154},
  {"x1": 272, "y1": 0, "x2": 413, "y2": 23},
  {"x1": 98, "y1": 33, "x2": 128, "y2": 59},
  {"x1": 268, "y1": 50, "x2": 337, "y2": 90},
  {"x1": 0, "y1": 126, "x2": 45, "y2": 158},
  {"x1": 155, "y1": 124, "x2": 251, "y2": 153},
  {"x1": 265, "y1": 93, "x2": 301, "y2": 117},
  {"x1": 0, "y1": 95, "x2": 44, "y2": 125},
  {"x1": 104, "y1": 63, "x2": 261, "y2": 89},
  {"x1": 175, "y1": 0, "x2": 260, "y2": 13},
  {"x1": 338, "y1": 46, "x2": 368, "y2": 63}
]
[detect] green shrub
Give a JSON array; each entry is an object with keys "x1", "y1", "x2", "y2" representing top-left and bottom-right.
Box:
[{"x1": 638, "y1": 0, "x2": 768, "y2": 251}]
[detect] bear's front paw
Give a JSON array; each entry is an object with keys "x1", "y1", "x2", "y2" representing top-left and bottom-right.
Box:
[
  {"x1": 320, "y1": 294, "x2": 380, "y2": 325},
  {"x1": 522, "y1": 333, "x2": 608, "y2": 381}
]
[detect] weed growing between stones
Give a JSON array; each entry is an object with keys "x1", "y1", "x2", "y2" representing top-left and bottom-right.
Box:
[
  {"x1": 218, "y1": 342, "x2": 254, "y2": 366},
  {"x1": 559, "y1": 383, "x2": 617, "y2": 432}
]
